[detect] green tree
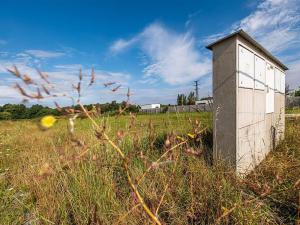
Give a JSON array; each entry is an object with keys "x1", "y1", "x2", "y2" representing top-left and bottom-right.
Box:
[
  {"x1": 187, "y1": 92, "x2": 196, "y2": 105},
  {"x1": 26, "y1": 104, "x2": 44, "y2": 118},
  {"x1": 177, "y1": 94, "x2": 187, "y2": 105},
  {"x1": 2, "y1": 104, "x2": 26, "y2": 119},
  {"x1": 295, "y1": 87, "x2": 300, "y2": 97},
  {"x1": 0, "y1": 101, "x2": 139, "y2": 120}
]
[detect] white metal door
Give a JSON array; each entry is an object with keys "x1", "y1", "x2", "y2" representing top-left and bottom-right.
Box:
[
  {"x1": 275, "y1": 68, "x2": 281, "y2": 92},
  {"x1": 254, "y1": 55, "x2": 265, "y2": 90},
  {"x1": 266, "y1": 63, "x2": 274, "y2": 113},
  {"x1": 280, "y1": 71, "x2": 285, "y2": 94},
  {"x1": 239, "y1": 45, "x2": 254, "y2": 88},
  {"x1": 275, "y1": 68, "x2": 285, "y2": 94}
]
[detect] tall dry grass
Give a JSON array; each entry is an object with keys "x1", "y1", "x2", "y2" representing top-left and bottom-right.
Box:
[
  {"x1": 1, "y1": 116, "x2": 299, "y2": 224},
  {"x1": 0, "y1": 67, "x2": 299, "y2": 224}
]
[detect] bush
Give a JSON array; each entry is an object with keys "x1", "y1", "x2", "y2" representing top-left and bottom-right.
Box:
[
  {"x1": 0, "y1": 111, "x2": 12, "y2": 120},
  {"x1": 295, "y1": 87, "x2": 300, "y2": 96},
  {"x1": 161, "y1": 106, "x2": 168, "y2": 113}
]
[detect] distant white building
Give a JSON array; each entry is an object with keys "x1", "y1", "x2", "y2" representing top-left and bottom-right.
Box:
[
  {"x1": 195, "y1": 98, "x2": 213, "y2": 105},
  {"x1": 140, "y1": 103, "x2": 160, "y2": 110}
]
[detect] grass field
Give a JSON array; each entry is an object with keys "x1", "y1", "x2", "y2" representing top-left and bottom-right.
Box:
[
  {"x1": 286, "y1": 107, "x2": 300, "y2": 114},
  {"x1": 0, "y1": 112, "x2": 299, "y2": 224}
]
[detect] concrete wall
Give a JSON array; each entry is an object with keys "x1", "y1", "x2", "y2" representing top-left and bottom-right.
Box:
[
  {"x1": 212, "y1": 36, "x2": 237, "y2": 167},
  {"x1": 211, "y1": 35, "x2": 285, "y2": 175},
  {"x1": 140, "y1": 104, "x2": 212, "y2": 114},
  {"x1": 274, "y1": 93, "x2": 285, "y2": 143}
]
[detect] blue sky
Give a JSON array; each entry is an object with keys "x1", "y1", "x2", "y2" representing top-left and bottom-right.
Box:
[{"x1": 0, "y1": 0, "x2": 300, "y2": 106}]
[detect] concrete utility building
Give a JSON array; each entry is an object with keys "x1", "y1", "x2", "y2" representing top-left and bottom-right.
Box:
[{"x1": 207, "y1": 30, "x2": 287, "y2": 174}]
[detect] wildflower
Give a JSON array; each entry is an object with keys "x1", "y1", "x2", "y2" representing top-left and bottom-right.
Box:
[
  {"x1": 164, "y1": 138, "x2": 171, "y2": 148},
  {"x1": 40, "y1": 115, "x2": 56, "y2": 129},
  {"x1": 117, "y1": 130, "x2": 125, "y2": 139},
  {"x1": 185, "y1": 147, "x2": 201, "y2": 156},
  {"x1": 187, "y1": 133, "x2": 195, "y2": 139}
]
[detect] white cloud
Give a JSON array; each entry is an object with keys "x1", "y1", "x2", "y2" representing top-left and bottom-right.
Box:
[
  {"x1": 0, "y1": 85, "x2": 20, "y2": 99},
  {"x1": 138, "y1": 78, "x2": 159, "y2": 85},
  {"x1": 234, "y1": 0, "x2": 300, "y2": 52},
  {"x1": 202, "y1": 31, "x2": 228, "y2": 46},
  {"x1": 185, "y1": 10, "x2": 201, "y2": 28},
  {"x1": 0, "y1": 84, "x2": 41, "y2": 107},
  {"x1": 54, "y1": 64, "x2": 82, "y2": 70},
  {"x1": 95, "y1": 70, "x2": 131, "y2": 85},
  {"x1": 25, "y1": 50, "x2": 65, "y2": 58},
  {"x1": 204, "y1": 0, "x2": 300, "y2": 53},
  {"x1": 110, "y1": 23, "x2": 211, "y2": 85},
  {"x1": 0, "y1": 55, "x2": 132, "y2": 106},
  {"x1": 110, "y1": 37, "x2": 139, "y2": 53},
  {"x1": 286, "y1": 59, "x2": 300, "y2": 89},
  {"x1": 50, "y1": 67, "x2": 131, "y2": 105},
  {"x1": 0, "y1": 60, "x2": 37, "y2": 77},
  {"x1": 48, "y1": 65, "x2": 131, "y2": 86}
]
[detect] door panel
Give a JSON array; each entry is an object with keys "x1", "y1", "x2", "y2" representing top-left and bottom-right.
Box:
[
  {"x1": 275, "y1": 68, "x2": 281, "y2": 92},
  {"x1": 239, "y1": 45, "x2": 254, "y2": 88},
  {"x1": 266, "y1": 63, "x2": 274, "y2": 113},
  {"x1": 280, "y1": 71, "x2": 285, "y2": 94},
  {"x1": 254, "y1": 55, "x2": 265, "y2": 90}
]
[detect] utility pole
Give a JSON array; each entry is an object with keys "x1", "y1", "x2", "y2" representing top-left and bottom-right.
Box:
[{"x1": 194, "y1": 80, "x2": 199, "y2": 101}]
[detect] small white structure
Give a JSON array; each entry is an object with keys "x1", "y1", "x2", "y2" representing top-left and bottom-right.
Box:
[
  {"x1": 207, "y1": 30, "x2": 287, "y2": 175},
  {"x1": 140, "y1": 104, "x2": 161, "y2": 110},
  {"x1": 195, "y1": 99, "x2": 213, "y2": 105}
]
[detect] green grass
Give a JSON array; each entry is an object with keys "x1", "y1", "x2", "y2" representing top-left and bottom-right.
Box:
[
  {"x1": 286, "y1": 107, "x2": 300, "y2": 114},
  {"x1": 0, "y1": 112, "x2": 299, "y2": 224}
]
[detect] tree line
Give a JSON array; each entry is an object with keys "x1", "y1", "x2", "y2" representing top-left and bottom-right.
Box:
[
  {"x1": 0, "y1": 101, "x2": 140, "y2": 120},
  {"x1": 177, "y1": 92, "x2": 197, "y2": 105}
]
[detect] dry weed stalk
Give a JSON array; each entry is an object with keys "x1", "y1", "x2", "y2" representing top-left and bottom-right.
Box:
[
  {"x1": 78, "y1": 102, "x2": 162, "y2": 224},
  {"x1": 155, "y1": 153, "x2": 180, "y2": 216},
  {"x1": 115, "y1": 203, "x2": 141, "y2": 224}
]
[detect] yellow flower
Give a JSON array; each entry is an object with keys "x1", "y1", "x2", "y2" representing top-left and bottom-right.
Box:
[
  {"x1": 40, "y1": 115, "x2": 56, "y2": 129},
  {"x1": 187, "y1": 133, "x2": 195, "y2": 139}
]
